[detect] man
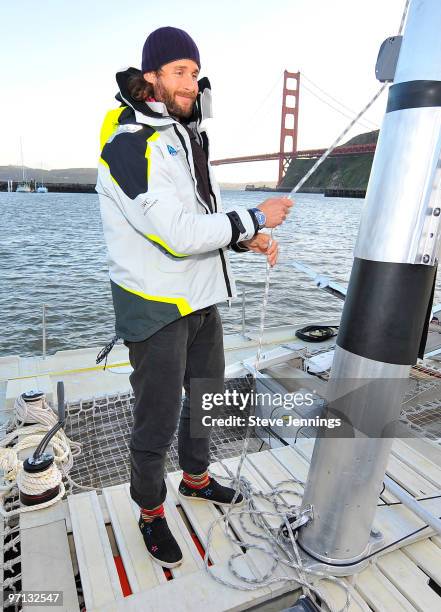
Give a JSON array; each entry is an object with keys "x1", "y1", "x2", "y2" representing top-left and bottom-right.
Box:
[{"x1": 96, "y1": 26, "x2": 293, "y2": 568}]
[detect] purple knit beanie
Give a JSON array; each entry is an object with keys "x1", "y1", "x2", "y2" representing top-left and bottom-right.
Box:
[{"x1": 141, "y1": 26, "x2": 201, "y2": 73}]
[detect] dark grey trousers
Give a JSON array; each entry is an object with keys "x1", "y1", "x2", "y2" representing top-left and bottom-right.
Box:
[{"x1": 124, "y1": 304, "x2": 225, "y2": 509}]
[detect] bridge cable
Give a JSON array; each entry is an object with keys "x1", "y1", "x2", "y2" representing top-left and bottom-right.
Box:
[
  {"x1": 301, "y1": 81, "x2": 380, "y2": 130},
  {"x1": 301, "y1": 73, "x2": 380, "y2": 129}
]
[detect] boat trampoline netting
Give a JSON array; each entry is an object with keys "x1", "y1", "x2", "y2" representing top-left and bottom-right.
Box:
[{"x1": 63, "y1": 376, "x2": 266, "y2": 493}]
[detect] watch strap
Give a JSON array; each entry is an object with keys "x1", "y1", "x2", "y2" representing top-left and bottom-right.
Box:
[{"x1": 247, "y1": 209, "x2": 260, "y2": 235}]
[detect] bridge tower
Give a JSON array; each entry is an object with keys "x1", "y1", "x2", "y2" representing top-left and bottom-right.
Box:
[{"x1": 278, "y1": 70, "x2": 300, "y2": 187}]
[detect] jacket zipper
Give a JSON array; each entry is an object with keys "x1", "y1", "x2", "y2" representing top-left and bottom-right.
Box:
[
  {"x1": 174, "y1": 123, "x2": 233, "y2": 299},
  {"x1": 200, "y1": 130, "x2": 217, "y2": 213},
  {"x1": 201, "y1": 131, "x2": 233, "y2": 298},
  {"x1": 172, "y1": 124, "x2": 212, "y2": 214},
  {"x1": 218, "y1": 247, "x2": 233, "y2": 298}
]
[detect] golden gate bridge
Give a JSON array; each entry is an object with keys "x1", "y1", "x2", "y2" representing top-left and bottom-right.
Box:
[{"x1": 211, "y1": 71, "x2": 377, "y2": 188}]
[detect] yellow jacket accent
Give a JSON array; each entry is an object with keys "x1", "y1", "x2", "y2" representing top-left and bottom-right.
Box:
[
  {"x1": 100, "y1": 106, "x2": 128, "y2": 151},
  {"x1": 118, "y1": 282, "x2": 193, "y2": 316}
]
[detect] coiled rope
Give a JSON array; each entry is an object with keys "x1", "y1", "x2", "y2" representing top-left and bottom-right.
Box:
[
  {"x1": 202, "y1": 2, "x2": 411, "y2": 609},
  {"x1": 0, "y1": 394, "x2": 95, "y2": 518}
]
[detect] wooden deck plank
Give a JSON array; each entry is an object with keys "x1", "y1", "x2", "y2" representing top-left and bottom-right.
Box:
[
  {"x1": 149, "y1": 477, "x2": 207, "y2": 573},
  {"x1": 403, "y1": 437, "x2": 441, "y2": 466},
  {"x1": 375, "y1": 502, "x2": 426, "y2": 544},
  {"x1": 378, "y1": 488, "x2": 401, "y2": 505},
  {"x1": 386, "y1": 454, "x2": 438, "y2": 497},
  {"x1": 67, "y1": 491, "x2": 124, "y2": 609},
  {"x1": 354, "y1": 564, "x2": 418, "y2": 612},
  {"x1": 376, "y1": 549, "x2": 441, "y2": 612},
  {"x1": 102, "y1": 485, "x2": 165, "y2": 592},
  {"x1": 403, "y1": 539, "x2": 441, "y2": 585},
  {"x1": 291, "y1": 438, "x2": 314, "y2": 461},
  {"x1": 167, "y1": 471, "x2": 243, "y2": 566},
  {"x1": 392, "y1": 439, "x2": 441, "y2": 489},
  {"x1": 270, "y1": 444, "x2": 310, "y2": 482},
  {"x1": 319, "y1": 579, "x2": 371, "y2": 612},
  {"x1": 90, "y1": 556, "x2": 273, "y2": 612},
  {"x1": 20, "y1": 519, "x2": 79, "y2": 612},
  {"x1": 245, "y1": 449, "x2": 305, "y2": 511},
  {"x1": 163, "y1": 496, "x2": 206, "y2": 575}
]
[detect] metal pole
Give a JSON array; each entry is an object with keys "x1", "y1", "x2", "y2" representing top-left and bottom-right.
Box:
[
  {"x1": 42, "y1": 304, "x2": 47, "y2": 359},
  {"x1": 241, "y1": 289, "x2": 246, "y2": 336},
  {"x1": 298, "y1": 0, "x2": 441, "y2": 566},
  {"x1": 383, "y1": 475, "x2": 441, "y2": 536}
]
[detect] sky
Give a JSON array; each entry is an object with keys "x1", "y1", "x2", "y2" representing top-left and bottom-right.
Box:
[{"x1": 0, "y1": 0, "x2": 407, "y2": 183}]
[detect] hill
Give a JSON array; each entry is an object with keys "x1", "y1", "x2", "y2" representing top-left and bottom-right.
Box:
[
  {"x1": 0, "y1": 167, "x2": 276, "y2": 191},
  {"x1": 279, "y1": 130, "x2": 379, "y2": 191},
  {"x1": 0, "y1": 166, "x2": 97, "y2": 184}
]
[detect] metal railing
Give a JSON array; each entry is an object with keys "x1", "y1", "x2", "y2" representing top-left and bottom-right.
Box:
[{"x1": 42, "y1": 304, "x2": 47, "y2": 359}]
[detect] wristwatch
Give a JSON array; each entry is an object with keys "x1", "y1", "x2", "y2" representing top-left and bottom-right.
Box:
[{"x1": 250, "y1": 207, "x2": 266, "y2": 230}]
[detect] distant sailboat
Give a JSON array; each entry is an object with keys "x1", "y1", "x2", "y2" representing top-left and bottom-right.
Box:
[
  {"x1": 36, "y1": 161, "x2": 48, "y2": 193},
  {"x1": 16, "y1": 139, "x2": 32, "y2": 192},
  {"x1": 15, "y1": 184, "x2": 32, "y2": 193}
]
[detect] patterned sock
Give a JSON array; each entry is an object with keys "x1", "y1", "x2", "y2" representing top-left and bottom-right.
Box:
[
  {"x1": 140, "y1": 503, "x2": 165, "y2": 522},
  {"x1": 182, "y1": 470, "x2": 211, "y2": 489}
]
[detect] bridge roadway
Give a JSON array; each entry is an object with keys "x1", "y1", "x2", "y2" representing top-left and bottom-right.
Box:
[{"x1": 211, "y1": 142, "x2": 376, "y2": 166}]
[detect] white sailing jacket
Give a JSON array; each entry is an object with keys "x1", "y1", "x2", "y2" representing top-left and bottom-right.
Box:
[{"x1": 96, "y1": 67, "x2": 258, "y2": 341}]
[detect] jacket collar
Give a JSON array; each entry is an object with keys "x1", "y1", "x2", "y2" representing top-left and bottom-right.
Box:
[{"x1": 115, "y1": 67, "x2": 213, "y2": 130}]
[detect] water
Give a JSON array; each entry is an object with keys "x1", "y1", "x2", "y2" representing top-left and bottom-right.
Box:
[{"x1": 1, "y1": 191, "x2": 439, "y2": 358}]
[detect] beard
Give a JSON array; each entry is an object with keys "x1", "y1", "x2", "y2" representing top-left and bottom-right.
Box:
[{"x1": 154, "y1": 78, "x2": 196, "y2": 119}]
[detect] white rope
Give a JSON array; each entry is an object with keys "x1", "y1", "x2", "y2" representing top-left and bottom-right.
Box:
[
  {"x1": 2, "y1": 574, "x2": 22, "y2": 589},
  {"x1": 0, "y1": 393, "x2": 95, "y2": 518},
  {"x1": 3, "y1": 533, "x2": 20, "y2": 553},
  {"x1": 2, "y1": 556, "x2": 21, "y2": 572},
  {"x1": 11, "y1": 393, "x2": 57, "y2": 429},
  {"x1": 200, "y1": 462, "x2": 351, "y2": 612},
  {"x1": 201, "y1": 1, "x2": 411, "y2": 608},
  {"x1": 16, "y1": 461, "x2": 62, "y2": 495}
]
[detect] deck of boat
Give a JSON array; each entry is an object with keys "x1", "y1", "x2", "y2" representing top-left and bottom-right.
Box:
[
  {"x1": 2, "y1": 323, "x2": 441, "y2": 611},
  {"x1": 0, "y1": 322, "x2": 339, "y2": 421},
  {"x1": 18, "y1": 436, "x2": 441, "y2": 612}
]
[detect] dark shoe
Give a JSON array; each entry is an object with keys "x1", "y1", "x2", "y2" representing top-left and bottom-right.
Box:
[
  {"x1": 178, "y1": 477, "x2": 244, "y2": 507},
  {"x1": 138, "y1": 515, "x2": 183, "y2": 568}
]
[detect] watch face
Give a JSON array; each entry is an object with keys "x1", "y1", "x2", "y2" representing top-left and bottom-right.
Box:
[{"x1": 256, "y1": 210, "x2": 265, "y2": 226}]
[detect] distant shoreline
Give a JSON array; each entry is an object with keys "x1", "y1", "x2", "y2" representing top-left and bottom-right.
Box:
[{"x1": 0, "y1": 181, "x2": 366, "y2": 198}]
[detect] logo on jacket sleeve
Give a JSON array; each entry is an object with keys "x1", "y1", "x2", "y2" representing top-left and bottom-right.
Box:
[{"x1": 167, "y1": 145, "x2": 178, "y2": 156}]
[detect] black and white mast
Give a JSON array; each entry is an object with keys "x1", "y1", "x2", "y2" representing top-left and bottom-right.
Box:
[{"x1": 297, "y1": 0, "x2": 441, "y2": 568}]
